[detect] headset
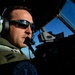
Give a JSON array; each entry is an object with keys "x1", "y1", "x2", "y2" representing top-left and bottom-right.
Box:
[{"x1": 0, "y1": 7, "x2": 9, "y2": 36}]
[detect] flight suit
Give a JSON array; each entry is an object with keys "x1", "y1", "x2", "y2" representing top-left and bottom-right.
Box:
[
  {"x1": 0, "y1": 37, "x2": 38, "y2": 75},
  {"x1": 0, "y1": 37, "x2": 30, "y2": 75},
  {"x1": 0, "y1": 37, "x2": 28, "y2": 64}
]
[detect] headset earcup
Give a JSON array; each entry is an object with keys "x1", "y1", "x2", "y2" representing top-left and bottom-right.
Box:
[
  {"x1": 1, "y1": 18, "x2": 9, "y2": 35},
  {"x1": 0, "y1": 20, "x2": 3, "y2": 34}
]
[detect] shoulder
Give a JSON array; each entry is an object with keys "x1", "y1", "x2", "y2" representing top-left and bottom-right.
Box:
[
  {"x1": 0, "y1": 45, "x2": 29, "y2": 64},
  {"x1": 0, "y1": 45, "x2": 12, "y2": 51}
]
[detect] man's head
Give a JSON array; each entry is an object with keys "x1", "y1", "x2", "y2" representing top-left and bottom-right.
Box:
[{"x1": 1, "y1": 6, "x2": 33, "y2": 49}]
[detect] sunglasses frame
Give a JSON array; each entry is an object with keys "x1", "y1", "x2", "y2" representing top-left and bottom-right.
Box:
[{"x1": 9, "y1": 20, "x2": 35, "y2": 32}]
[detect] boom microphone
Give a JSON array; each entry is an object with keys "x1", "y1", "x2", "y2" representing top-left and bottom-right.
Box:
[{"x1": 24, "y1": 37, "x2": 35, "y2": 55}]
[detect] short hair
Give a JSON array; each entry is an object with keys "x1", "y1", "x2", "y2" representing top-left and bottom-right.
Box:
[{"x1": 2, "y1": 6, "x2": 32, "y2": 20}]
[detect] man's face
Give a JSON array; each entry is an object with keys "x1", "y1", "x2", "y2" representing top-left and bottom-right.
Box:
[{"x1": 8, "y1": 9, "x2": 33, "y2": 48}]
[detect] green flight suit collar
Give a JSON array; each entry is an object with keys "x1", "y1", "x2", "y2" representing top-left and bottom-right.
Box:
[{"x1": 0, "y1": 37, "x2": 20, "y2": 50}]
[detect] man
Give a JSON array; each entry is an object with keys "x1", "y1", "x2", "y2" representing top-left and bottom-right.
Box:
[
  {"x1": 0, "y1": 5, "x2": 33, "y2": 63},
  {"x1": 0, "y1": 6, "x2": 38, "y2": 75}
]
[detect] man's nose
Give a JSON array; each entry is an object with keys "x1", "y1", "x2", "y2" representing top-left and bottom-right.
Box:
[{"x1": 25, "y1": 25, "x2": 32, "y2": 35}]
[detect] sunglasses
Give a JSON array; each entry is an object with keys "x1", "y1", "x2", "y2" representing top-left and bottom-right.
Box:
[{"x1": 9, "y1": 20, "x2": 35, "y2": 32}]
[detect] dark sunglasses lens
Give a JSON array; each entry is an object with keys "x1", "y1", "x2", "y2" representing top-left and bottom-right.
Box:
[
  {"x1": 30, "y1": 24, "x2": 36, "y2": 33},
  {"x1": 19, "y1": 20, "x2": 36, "y2": 30},
  {"x1": 9, "y1": 20, "x2": 34, "y2": 29},
  {"x1": 18, "y1": 20, "x2": 30, "y2": 28},
  {"x1": 20, "y1": 20, "x2": 30, "y2": 25},
  {"x1": 18, "y1": 23, "x2": 29, "y2": 28}
]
